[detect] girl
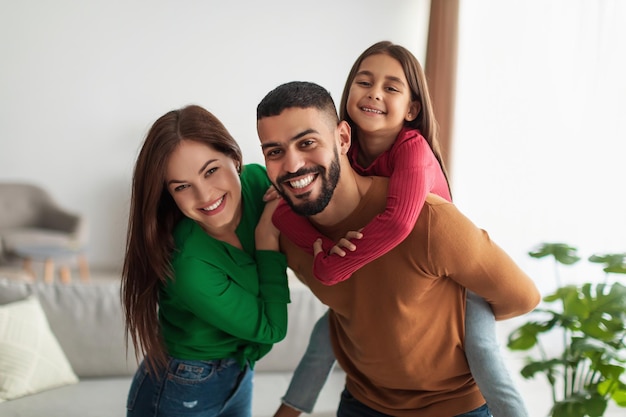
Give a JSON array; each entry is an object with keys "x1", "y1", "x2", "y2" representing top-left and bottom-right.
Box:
[
  {"x1": 272, "y1": 42, "x2": 528, "y2": 417},
  {"x1": 121, "y1": 105, "x2": 289, "y2": 417}
]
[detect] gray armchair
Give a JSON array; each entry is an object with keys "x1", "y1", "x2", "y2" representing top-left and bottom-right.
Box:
[{"x1": 0, "y1": 182, "x2": 88, "y2": 281}]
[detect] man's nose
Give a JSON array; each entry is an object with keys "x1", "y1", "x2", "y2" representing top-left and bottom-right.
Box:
[{"x1": 283, "y1": 150, "x2": 305, "y2": 174}]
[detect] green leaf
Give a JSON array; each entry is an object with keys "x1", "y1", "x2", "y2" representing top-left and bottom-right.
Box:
[
  {"x1": 551, "y1": 393, "x2": 608, "y2": 417},
  {"x1": 529, "y1": 242, "x2": 581, "y2": 265},
  {"x1": 507, "y1": 319, "x2": 558, "y2": 350},
  {"x1": 520, "y1": 358, "x2": 564, "y2": 379},
  {"x1": 589, "y1": 253, "x2": 626, "y2": 274}
]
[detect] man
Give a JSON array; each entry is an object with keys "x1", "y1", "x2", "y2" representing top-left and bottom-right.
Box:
[{"x1": 256, "y1": 81, "x2": 540, "y2": 417}]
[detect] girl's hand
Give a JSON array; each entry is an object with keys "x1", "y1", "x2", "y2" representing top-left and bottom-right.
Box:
[
  {"x1": 313, "y1": 230, "x2": 363, "y2": 257},
  {"x1": 256, "y1": 198, "x2": 281, "y2": 251}
]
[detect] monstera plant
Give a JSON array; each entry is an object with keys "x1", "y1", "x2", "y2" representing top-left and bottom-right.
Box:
[{"x1": 507, "y1": 243, "x2": 626, "y2": 417}]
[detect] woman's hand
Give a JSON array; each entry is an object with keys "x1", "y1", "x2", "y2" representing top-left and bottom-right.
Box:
[{"x1": 313, "y1": 229, "x2": 363, "y2": 257}]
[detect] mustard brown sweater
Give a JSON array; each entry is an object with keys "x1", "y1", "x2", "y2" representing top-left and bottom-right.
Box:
[{"x1": 280, "y1": 177, "x2": 540, "y2": 417}]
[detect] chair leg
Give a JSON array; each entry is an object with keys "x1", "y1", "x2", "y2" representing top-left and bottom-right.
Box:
[
  {"x1": 78, "y1": 254, "x2": 90, "y2": 282},
  {"x1": 43, "y1": 258, "x2": 54, "y2": 283},
  {"x1": 22, "y1": 257, "x2": 36, "y2": 280},
  {"x1": 59, "y1": 266, "x2": 72, "y2": 284}
]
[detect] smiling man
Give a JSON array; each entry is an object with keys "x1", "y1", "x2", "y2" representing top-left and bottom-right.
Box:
[{"x1": 256, "y1": 81, "x2": 540, "y2": 417}]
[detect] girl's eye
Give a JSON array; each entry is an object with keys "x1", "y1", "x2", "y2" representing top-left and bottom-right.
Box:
[
  {"x1": 386, "y1": 86, "x2": 400, "y2": 93},
  {"x1": 356, "y1": 81, "x2": 371, "y2": 87}
]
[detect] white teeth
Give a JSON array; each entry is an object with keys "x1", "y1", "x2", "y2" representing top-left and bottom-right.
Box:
[
  {"x1": 362, "y1": 107, "x2": 383, "y2": 114},
  {"x1": 202, "y1": 197, "x2": 223, "y2": 211},
  {"x1": 289, "y1": 175, "x2": 314, "y2": 189}
]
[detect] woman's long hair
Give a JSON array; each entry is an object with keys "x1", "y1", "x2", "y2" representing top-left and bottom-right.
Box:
[
  {"x1": 121, "y1": 105, "x2": 242, "y2": 372},
  {"x1": 339, "y1": 41, "x2": 451, "y2": 194}
]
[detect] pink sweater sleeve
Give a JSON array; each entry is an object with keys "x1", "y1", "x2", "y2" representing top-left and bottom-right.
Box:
[
  {"x1": 313, "y1": 136, "x2": 451, "y2": 285},
  {"x1": 271, "y1": 199, "x2": 336, "y2": 255}
]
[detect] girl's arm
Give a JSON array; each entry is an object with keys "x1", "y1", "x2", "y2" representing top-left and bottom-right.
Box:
[
  {"x1": 272, "y1": 199, "x2": 337, "y2": 255},
  {"x1": 313, "y1": 137, "x2": 449, "y2": 285}
]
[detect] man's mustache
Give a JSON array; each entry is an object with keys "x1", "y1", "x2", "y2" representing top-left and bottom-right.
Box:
[{"x1": 275, "y1": 167, "x2": 323, "y2": 185}]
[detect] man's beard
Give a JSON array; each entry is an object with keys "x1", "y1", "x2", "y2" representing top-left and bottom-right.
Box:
[{"x1": 274, "y1": 149, "x2": 340, "y2": 217}]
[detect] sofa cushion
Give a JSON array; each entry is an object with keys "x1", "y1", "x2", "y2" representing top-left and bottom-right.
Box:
[
  {"x1": 0, "y1": 278, "x2": 138, "y2": 378},
  {"x1": 0, "y1": 296, "x2": 79, "y2": 402}
]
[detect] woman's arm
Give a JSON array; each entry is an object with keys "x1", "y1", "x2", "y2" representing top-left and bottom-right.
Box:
[{"x1": 171, "y1": 198, "x2": 290, "y2": 344}]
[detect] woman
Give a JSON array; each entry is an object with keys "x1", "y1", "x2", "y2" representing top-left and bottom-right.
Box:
[{"x1": 121, "y1": 104, "x2": 288, "y2": 417}]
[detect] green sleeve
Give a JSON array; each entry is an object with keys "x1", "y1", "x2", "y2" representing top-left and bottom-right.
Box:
[
  {"x1": 256, "y1": 250, "x2": 290, "y2": 303},
  {"x1": 173, "y1": 255, "x2": 289, "y2": 344}
]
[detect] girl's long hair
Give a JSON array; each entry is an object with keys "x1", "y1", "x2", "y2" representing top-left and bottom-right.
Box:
[
  {"x1": 121, "y1": 105, "x2": 242, "y2": 373},
  {"x1": 339, "y1": 41, "x2": 451, "y2": 194}
]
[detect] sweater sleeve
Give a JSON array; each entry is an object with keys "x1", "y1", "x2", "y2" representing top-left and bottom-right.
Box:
[
  {"x1": 272, "y1": 199, "x2": 336, "y2": 255},
  {"x1": 312, "y1": 137, "x2": 449, "y2": 285},
  {"x1": 173, "y1": 251, "x2": 289, "y2": 343},
  {"x1": 426, "y1": 201, "x2": 541, "y2": 320}
]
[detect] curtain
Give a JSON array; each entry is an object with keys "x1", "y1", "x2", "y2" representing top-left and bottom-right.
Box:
[{"x1": 425, "y1": 0, "x2": 460, "y2": 175}]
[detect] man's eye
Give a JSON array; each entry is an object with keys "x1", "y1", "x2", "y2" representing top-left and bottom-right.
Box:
[
  {"x1": 266, "y1": 149, "x2": 282, "y2": 158},
  {"x1": 300, "y1": 140, "x2": 314, "y2": 148}
]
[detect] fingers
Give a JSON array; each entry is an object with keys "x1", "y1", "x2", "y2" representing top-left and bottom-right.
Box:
[
  {"x1": 314, "y1": 230, "x2": 364, "y2": 258},
  {"x1": 345, "y1": 230, "x2": 363, "y2": 240},
  {"x1": 313, "y1": 238, "x2": 323, "y2": 257},
  {"x1": 263, "y1": 186, "x2": 281, "y2": 202}
]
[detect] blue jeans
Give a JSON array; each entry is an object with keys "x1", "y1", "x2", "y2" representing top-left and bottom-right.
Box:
[
  {"x1": 283, "y1": 292, "x2": 528, "y2": 416},
  {"x1": 465, "y1": 291, "x2": 529, "y2": 417},
  {"x1": 337, "y1": 388, "x2": 492, "y2": 417},
  {"x1": 126, "y1": 357, "x2": 252, "y2": 417},
  {"x1": 281, "y1": 309, "x2": 337, "y2": 413}
]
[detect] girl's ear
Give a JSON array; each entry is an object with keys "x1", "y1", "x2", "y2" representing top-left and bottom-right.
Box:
[{"x1": 406, "y1": 101, "x2": 420, "y2": 122}]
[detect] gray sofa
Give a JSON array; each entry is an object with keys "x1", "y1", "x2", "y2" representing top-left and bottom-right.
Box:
[{"x1": 0, "y1": 274, "x2": 345, "y2": 417}]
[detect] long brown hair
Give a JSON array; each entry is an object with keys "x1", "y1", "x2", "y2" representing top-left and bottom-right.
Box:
[
  {"x1": 121, "y1": 104, "x2": 242, "y2": 372},
  {"x1": 339, "y1": 41, "x2": 451, "y2": 194}
]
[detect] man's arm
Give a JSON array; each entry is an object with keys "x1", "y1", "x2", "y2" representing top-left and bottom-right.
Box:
[{"x1": 426, "y1": 199, "x2": 541, "y2": 319}]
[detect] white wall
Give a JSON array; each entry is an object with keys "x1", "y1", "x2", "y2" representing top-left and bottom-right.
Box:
[
  {"x1": 453, "y1": 0, "x2": 626, "y2": 296},
  {"x1": 453, "y1": 2, "x2": 626, "y2": 415},
  {"x1": 0, "y1": 0, "x2": 429, "y2": 270}
]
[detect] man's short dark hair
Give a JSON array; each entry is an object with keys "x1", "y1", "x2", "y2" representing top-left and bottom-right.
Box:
[{"x1": 256, "y1": 81, "x2": 339, "y2": 124}]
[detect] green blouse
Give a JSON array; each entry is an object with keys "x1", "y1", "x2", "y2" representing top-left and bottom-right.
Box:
[{"x1": 159, "y1": 163, "x2": 289, "y2": 368}]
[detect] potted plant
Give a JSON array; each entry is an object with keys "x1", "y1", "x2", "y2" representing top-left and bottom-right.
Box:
[{"x1": 507, "y1": 243, "x2": 626, "y2": 417}]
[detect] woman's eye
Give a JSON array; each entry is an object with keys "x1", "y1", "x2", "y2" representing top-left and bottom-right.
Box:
[
  {"x1": 205, "y1": 167, "x2": 218, "y2": 177},
  {"x1": 174, "y1": 184, "x2": 189, "y2": 192}
]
